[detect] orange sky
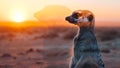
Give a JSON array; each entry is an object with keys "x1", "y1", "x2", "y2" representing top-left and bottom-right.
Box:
[{"x1": 0, "y1": 0, "x2": 120, "y2": 22}]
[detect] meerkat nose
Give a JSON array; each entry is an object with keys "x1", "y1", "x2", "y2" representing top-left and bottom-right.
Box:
[{"x1": 65, "y1": 16, "x2": 70, "y2": 21}]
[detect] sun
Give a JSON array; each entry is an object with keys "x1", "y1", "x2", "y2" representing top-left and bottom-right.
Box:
[{"x1": 10, "y1": 9, "x2": 26, "y2": 23}]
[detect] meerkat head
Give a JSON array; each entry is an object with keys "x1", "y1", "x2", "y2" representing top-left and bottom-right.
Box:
[{"x1": 65, "y1": 10, "x2": 95, "y2": 27}]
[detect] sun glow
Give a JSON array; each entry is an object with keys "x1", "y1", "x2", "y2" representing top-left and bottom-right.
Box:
[{"x1": 10, "y1": 9, "x2": 26, "y2": 23}]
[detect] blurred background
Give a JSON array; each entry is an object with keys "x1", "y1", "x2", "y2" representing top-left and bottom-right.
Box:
[{"x1": 0, "y1": 0, "x2": 120, "y2": 68}]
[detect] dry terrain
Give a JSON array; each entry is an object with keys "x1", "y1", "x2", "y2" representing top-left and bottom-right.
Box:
[{"x1": 0, "y1": 25, "x2": 120, "y2": 68}]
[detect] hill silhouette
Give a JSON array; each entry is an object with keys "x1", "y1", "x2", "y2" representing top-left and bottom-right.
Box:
[{"x1": 34, "y1": 5, "x2": 72, "y2": 21}]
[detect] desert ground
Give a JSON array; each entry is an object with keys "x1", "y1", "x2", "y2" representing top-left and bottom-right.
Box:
[{"x1": 0, "y1": 24, "x2": 120, "y2": 68}]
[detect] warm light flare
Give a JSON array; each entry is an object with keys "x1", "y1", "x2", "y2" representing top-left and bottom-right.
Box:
[{"x1": 10, "y1": 9, "x2": 26, "y2": 23}]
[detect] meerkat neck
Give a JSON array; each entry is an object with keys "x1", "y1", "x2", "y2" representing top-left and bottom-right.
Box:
[{"x1": 79, "y1": 27, "x2": 94, "y2": 34}]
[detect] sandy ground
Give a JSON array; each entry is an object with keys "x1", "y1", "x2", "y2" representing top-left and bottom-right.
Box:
[{"x1": 0, "y1": 26, "x2": 120, "y2": 68}]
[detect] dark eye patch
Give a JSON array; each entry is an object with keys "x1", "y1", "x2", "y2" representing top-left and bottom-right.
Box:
[
  {"x1": 87, "y1": 15, "x2": 93, "y2": 22},
  {"x1": 72, "y1": 13, "x2": 79, "y2": 19}
]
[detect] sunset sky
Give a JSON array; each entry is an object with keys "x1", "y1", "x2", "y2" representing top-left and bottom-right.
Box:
[{"x1": 0, "y1": 0, "x2": 120, "y2": 22}]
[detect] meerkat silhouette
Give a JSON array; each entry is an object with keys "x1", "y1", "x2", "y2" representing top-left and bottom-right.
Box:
[{"x1": 65, "y1": 10, "x2": 105, "y2": 68}]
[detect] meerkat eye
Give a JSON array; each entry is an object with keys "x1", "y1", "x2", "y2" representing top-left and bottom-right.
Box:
[{"x1": 72, "y1": 13, "x2": 79, "y2": 19}]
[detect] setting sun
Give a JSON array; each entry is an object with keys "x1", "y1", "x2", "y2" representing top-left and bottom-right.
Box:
[{"x1": 10, "y1": 9, "x2": 26, "y2": 22}]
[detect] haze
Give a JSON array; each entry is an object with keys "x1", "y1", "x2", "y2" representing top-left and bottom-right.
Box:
[{"x1": 0, "y1": 0, "x2": 120, "y2": 22}]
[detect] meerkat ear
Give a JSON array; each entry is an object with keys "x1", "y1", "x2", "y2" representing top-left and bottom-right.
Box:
[{"x1": 87, "y1": 15, "x2": 93, "y2": 22}]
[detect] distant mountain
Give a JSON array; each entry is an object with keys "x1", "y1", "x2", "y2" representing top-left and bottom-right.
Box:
[{"x1": 34, "y1": 5, "x2": 72, "y2": 21}]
